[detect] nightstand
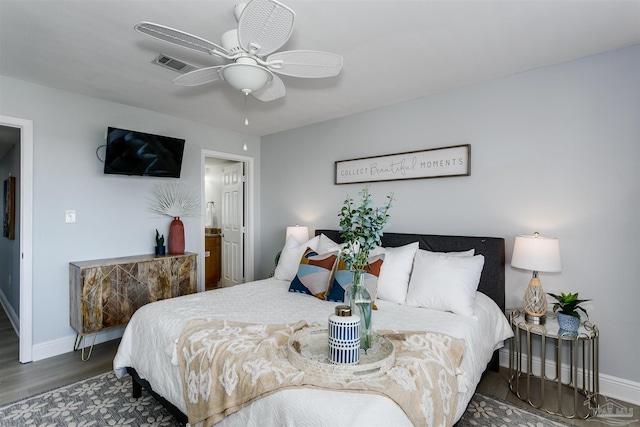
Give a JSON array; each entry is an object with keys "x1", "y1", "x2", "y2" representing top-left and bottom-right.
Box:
[{"x1": 508, "y1": 309, "x2": 599, "y2": 419}]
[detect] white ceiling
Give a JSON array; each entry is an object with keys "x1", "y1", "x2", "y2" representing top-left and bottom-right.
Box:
[{"x1": 1, "y1": 1, "x2": 639, "y2": 138}]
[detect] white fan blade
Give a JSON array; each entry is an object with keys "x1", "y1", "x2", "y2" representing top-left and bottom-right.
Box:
[
  {"x1": 135, "y1": 22, "x2": 230, "y2": 57},
  {"x1": 238, "y1": 0, "x2": 295, "y2": 56},
  {"x1": 267, "y1": 50, "x2": 343, "y2": 78},
  {"x1": 251, "y1": 74, "x2": 286, "y2": 102},
  {"x1": 172, "y1": 66, "x2": 223, "y2": 86}
]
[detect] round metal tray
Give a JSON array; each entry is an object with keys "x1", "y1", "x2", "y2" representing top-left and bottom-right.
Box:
[{"x1": 287, "y1": 326, "x2": 395, "y2": 381}]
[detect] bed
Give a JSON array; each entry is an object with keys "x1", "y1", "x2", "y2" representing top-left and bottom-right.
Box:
[{"x1": 113, "y1": 230, "x2": 513, "y2": 426}]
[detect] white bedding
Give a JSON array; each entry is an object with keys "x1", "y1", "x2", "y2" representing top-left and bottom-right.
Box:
[{"x1": 114, "y1": 278, "x2": 512, "y2": 426}]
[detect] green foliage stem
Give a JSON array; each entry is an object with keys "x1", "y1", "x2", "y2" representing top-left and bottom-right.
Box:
[{"x1": 338, "y1": 186, "x2": 394, "y2": 271}]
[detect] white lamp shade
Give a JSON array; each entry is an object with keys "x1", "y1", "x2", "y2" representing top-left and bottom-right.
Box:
[
  {"x1": 285, "y1": 225, "x2": 309, "y2": 243},
  {"x1": 511, "y1": 234, "x2": 561, "y2": 272}
]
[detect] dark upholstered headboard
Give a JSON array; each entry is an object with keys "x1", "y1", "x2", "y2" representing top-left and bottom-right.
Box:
[
  {"x1": 316, "y1": 229, "x2": 506, "y2": 372},
  {"x1": 315, "y1": 229, "x2": 506, "y2": 314}
]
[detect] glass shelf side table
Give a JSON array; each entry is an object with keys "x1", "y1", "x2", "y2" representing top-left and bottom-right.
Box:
[{"x1": 508, "y1": 310, "x2": 599, "y2": 419}]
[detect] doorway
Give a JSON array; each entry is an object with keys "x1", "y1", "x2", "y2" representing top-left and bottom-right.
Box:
[
  {"x1": 0, "y1": 115, "x2": 34, "y2": 363},
  {"x1": 201, "y1": 150, "x2": 254, "y2": 291},
  {"x1": 0, "y1": 126, "x2": 20, "y2": 338}
]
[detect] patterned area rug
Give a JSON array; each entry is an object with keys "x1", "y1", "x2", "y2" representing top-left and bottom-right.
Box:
[
  {"x1": 0, "y1": 371, "x2": 574, "y2": 426},
  {"x1": 457, "y1": 393, "x2": 574, "y2": 427}
]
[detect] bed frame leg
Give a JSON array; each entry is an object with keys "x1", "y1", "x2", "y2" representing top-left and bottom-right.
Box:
[
  {"x1": 126, "y1": 367, "x2": 189, "y2": 425},
  {"x1": 132, "y1": 375, "x2": 142, "y2": 398},
  {"x1": 489, "y1": 350, "x2": 500, "y2": 372}
]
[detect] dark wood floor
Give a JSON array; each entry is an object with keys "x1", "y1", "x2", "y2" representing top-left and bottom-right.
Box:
[
  {"x1": 0, "y1": 304, "x2": 120, "y2": 405},
  {"x1": 1, "y1": 304, "x2": 637, "y2": 426}
]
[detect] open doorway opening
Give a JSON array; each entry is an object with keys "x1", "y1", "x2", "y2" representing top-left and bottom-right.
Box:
[
  {"x1": 0, "y1": 125, "x2": 20, "y2": 359},
  {"x1": 0, "y1": 115, "x2": 34, "y2": 363},
  {"x1": 201, "y1": 150, "x2": 254, "y2": 291},
  {"x1": 204, "y1": 157, "x2": 235, "y2": 289}
]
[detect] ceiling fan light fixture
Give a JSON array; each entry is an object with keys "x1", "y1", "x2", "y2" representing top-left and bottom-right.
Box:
[
  {"x1": 219, "y1": 60, "x2": 272, "y2": 94},
  {"x1": 136, "y1": 0, "x2": 342, "y2": 103}
]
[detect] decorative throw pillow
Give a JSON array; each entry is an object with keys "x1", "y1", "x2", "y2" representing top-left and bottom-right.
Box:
[
  {"x1": 326, "y1": 255, "x2": 384, "y2": 308},
  {"x1": 370, "y1": 242, "x2": 419, "y2": 304},
  {"x1": 419, "y1": 248, "x2": 475, "y2": 257},
  {"x1": 317, "y1": 233, "x2": 341, "y2": 253},
  {"x1": 274, "y1": 235, "x2": 320, "y2": 281},
  {"x1": 405, "y1": 251, "x2": 485, "y2": 316},
  {"x1": 288, "y1": 248, "x2": 339, "y2": 300}
]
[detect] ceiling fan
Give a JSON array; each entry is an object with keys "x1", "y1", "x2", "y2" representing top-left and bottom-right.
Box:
[{"x1": 134, "y1": 0, "x2": 343, "y2": 103}]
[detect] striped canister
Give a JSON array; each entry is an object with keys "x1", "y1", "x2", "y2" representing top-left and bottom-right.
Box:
[{"x1": 328, "y1": 305, "x2": 360, "y2": 364}]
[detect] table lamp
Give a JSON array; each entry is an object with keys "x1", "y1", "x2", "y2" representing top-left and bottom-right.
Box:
[
  {"x1": 275, "y1": 225, "x2": 310, "y2": 268},
  {"x1": 286, "y1": 225, "x2": 309, "y2": 243},
  {"x1": 511, "y1": 232, "x2": 561, "y2": 324}
]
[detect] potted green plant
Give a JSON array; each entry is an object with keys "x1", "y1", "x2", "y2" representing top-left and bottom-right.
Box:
[
  {"x1": 547, "y1": 292, "x2": 590, "y2": 334},
  {"x1": 155, "y1": 229, "x2": 166, "y2": 256}
]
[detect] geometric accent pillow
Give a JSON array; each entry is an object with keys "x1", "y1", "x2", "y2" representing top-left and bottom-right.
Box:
[
  {"x1": 288, "y1": 248, "x2": 339, "y2": 300},
  {"x1": 405, "y1": 251, "x2": 485, "y2": 316},
  {"x1": 326, "y1": 255, "x2": 384, "y2": 308}
]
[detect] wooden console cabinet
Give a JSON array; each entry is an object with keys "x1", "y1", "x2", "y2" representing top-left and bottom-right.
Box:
[{"x1": 70, "y1": 252, "x2": 197, "y2": 343}]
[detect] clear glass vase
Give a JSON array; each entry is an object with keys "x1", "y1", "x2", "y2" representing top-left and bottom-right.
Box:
[{"x1": 345, "y1": 270, "x2": 372, "y2": 350}]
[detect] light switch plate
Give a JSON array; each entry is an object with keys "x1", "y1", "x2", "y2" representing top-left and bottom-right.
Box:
[{"x1": 66, "y1": 210, "x2": 76, "y2": 223}]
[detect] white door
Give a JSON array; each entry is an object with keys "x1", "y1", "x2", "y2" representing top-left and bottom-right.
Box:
[{"x1": 221, "y1": 162, "x2": 244, "y2": 286}]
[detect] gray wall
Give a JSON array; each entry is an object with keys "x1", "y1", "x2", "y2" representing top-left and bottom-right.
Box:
[
  {"x1": 0, "y1": 75, "x2": 260, "y2": 346},
  {"x1": 0, "y1": 143, "x2": 20, "y2": 317},
  {"x1": 0, "y1": 44, "x2": 637, "y2": 399},
  {"x1": 260, "y1": 46, "x2": 640, "y2": 384}
]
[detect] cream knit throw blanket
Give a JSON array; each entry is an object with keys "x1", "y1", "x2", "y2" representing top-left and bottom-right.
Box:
[{"x1": 177, "y1": 319, "x2": 466, "y2": 427}]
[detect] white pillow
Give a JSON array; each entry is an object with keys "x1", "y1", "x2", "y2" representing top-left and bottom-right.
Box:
[
  {"x1": 317, "y1": 233, "x2": 341, "y2": 253},
  {"x1": 419, "y1": 248, "x2": 475, "y2": 257},
  {"x1": 370, "y1": 242, "x2": 419, "y2": 304},
  {"x1": 274, "y1": 235, "x2": 320, "y2": 281},
  {"x1": 405, "y1": 251, "x2": 485, "y2": 316}
]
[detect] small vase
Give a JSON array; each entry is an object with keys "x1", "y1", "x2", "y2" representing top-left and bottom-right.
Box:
[
  {"x1": 155, "y1": 245, "x2": 166, "y2": 256},
  {"x1": 168, "y1": 217, "x2": 185, "y2": 254},
  {"x1": 328, "y1": 305, "x2": 360, "y2": 365},
  {"x1": 345, "y1": 270, "x2": 372, "y2": 350}
]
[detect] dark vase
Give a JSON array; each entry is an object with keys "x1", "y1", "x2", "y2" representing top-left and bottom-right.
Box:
[
  {"x1": 155, "y1": 245, "x2": 166, "y2": 256},
  {"x1": 169, "y1": 217, "x2": 185, "y2": 254}
]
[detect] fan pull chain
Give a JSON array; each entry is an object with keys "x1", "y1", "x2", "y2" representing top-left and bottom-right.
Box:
[
  {"x1": 243, "y1": 93, "x2": 249, "y2": 150},
  {"x1": 244, "y1": 92, "x2": 249, "y2": 126}
]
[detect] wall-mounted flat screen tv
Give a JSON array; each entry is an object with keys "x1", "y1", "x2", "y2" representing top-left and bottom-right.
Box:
[{"x1": 104, "y1": 127, "x2": 185, "y2": 178}]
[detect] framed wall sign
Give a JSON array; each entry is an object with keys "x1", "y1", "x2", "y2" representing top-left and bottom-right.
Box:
[
  {"x1": 3, "y1": 176, "x2": 15, "y2": 240},
  {"x1": 335, "y1": 144, "x2": 471, "y2": 185}
]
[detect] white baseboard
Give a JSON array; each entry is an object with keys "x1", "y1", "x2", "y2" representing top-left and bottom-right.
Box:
[
  {"x1": 499, "y1": 348, "x2": 640, "y2": 406},
  {"x1": 32, "y1": 327, "x2": 125, "y2": 362},
  {"x1": 0, "y1": 288, "x2": 19, "y2": 335}
]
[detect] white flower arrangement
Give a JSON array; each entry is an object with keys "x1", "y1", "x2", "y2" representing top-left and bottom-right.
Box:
[{"x1": 148, "y1": 181, "x2": 200, "y2": 218}]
